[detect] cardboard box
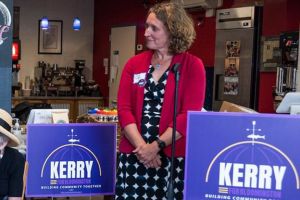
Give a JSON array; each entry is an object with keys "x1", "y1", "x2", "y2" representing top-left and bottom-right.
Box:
[{"x1": 219, "y1": 101, "x2": 258, "y2": 113}]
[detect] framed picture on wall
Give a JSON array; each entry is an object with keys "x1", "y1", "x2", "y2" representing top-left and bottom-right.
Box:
[
  {"x1": 260, "y1": 36, "x2": 280, "y2": 72},
  {"x1": 38, "y1": 20, "x2": 63, "y2": 54}
]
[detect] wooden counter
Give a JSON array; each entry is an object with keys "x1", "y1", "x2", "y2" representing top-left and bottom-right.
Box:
[{"x1": 12, "y1": 96, "x2": 104, "y2": 122}]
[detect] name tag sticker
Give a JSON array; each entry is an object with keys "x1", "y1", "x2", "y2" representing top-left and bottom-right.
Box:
[{"x1": 133, "y1": 73, "x2": 146, "y2": 84}]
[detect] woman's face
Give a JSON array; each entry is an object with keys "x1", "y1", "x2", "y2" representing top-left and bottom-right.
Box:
[{"x1": 144, "y1": 12, "x2": 170, "y2": 51}]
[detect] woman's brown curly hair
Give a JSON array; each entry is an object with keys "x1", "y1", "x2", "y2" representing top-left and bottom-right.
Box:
[{"x1": 148, "y1": 1, "x2": 196, "y2": 54}]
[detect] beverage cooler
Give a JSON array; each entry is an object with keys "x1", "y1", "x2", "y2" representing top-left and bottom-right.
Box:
[
  {"x1": 275, "y1": 31, "x2": 299, "y2": 96},
  {"x1": 212, "y1": 6, "x2": 263, "y2": 111}
]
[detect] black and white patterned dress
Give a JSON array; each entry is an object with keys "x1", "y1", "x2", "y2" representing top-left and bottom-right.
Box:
[{"x1": 115, "y1": 65, "x2": 185, "y2": 200}]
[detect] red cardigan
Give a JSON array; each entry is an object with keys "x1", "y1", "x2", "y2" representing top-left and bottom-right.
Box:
[{"x1": 117, "y1": 51, "x2": 206, "y2": 157}]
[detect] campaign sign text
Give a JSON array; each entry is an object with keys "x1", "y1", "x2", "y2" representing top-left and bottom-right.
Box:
[
  {"x1": 26, "y1": 124, "x2": 116, "y2": 197},
  {"x1": 184, "y1": 112, "x2": 300, "y2": 200}
]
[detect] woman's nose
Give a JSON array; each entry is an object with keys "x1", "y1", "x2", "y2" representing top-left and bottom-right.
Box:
[
  {"x1": 144, "y1": 26, "x2": 151, "y2": 37},
  {"x1": 144, "y1": 29, "x2": 149, "y2": 37}
]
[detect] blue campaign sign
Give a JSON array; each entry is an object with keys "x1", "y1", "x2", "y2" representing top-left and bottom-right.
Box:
[
  {"x1": 184, "y1": 112, "x2": 300, "y2": 200},
  {"x1": 0, "y1": 0, "x2": 13, "y2": 110},
  {"x1": 0, "y1": 0, "x2": 12, "y2": 67},
  {"x1": 26, "y1": 123, "x2": 117, "y2": 197}
]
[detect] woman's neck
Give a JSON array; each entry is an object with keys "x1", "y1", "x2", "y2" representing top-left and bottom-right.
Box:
[
  {"x1": 153, "y1": 50, "x2": 172, "y2": 61},
  {"x1": 152, "y1": 50, "x2": 173, "y2": 70}
]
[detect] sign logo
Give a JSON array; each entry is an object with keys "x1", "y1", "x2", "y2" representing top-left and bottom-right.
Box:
[
  {"x1": 205, "y1": 121, "x2": 298, "y2": 199},
  {"x1": 0, "y1": 1, "x2": 11, "y2": 45},
  {"x1": 184, "y1": 113, "x2": 300, "y2": 200},
  {"x1": 26, "y1": 124, "x2": 116, "y2": 197},
  {"x1": 40, "y1": 128, "x2": 102, "y2": 190}
]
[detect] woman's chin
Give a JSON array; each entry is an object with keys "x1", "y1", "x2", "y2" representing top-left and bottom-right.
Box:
[{"x1": 145, "y1": 43, "x2": 155, "y2": 50}]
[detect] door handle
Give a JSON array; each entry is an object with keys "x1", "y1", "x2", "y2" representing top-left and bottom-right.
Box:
[{"x1": 215, "y1": 74, "x2": 223, "y2": 101}]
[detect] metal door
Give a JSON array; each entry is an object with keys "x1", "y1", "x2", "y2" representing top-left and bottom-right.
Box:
[
  {"x1": 109, "y1": 25, "x2": 136, "y2": 107},
  {"x1": 213, "y1": 28, "x2": 255, "y2": 110}
]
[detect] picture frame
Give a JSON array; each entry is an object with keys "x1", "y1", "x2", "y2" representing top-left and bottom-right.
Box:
[
  {"x1": 260, "y1": 35, "x2": 281, "y2": 72},
  {"x1": 38, "y1": 20, "x2": 63, "y2": 54}
]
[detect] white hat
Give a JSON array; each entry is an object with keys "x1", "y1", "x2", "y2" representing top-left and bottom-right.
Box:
[{"x1": 0, "y1": 109, "x2": 20, "y2": 147}]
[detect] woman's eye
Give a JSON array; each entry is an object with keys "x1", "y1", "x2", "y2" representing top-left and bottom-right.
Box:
[
  {"x1": 145, "y1": 23, "x2": 158, "y2": 32},
  {"x1": 152, "y1": 26, "x2": 157, "y2": 32}
]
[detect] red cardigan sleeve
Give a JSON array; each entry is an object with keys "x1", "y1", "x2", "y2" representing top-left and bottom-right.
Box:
[
  {"x1": 117, "y1": 59, "x2": 137, "y2": 129},
  {"x1": 170, "y1": 55, "x2": 206, "y2": 137}
]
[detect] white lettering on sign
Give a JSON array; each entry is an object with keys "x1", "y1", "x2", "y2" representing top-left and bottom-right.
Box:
[
  {"x1": 50, "y1": 161, "x2": 93, "y2": 179},
  {"x1": 0, "y1": 25, "x2": 10, "y2": 45},
  {"x1": 219, "y1": 162, "x2": 286, "y2": 190}
]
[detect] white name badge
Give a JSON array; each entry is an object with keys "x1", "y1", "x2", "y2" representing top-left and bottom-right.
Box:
[{"x1": 133, "y1": 73, "x2": 146, "y2": 84}]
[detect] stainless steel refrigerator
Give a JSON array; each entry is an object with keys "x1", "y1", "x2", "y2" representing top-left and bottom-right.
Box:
[{"x1": 212, "y1": 6, "x2": 263, "y2": 111}]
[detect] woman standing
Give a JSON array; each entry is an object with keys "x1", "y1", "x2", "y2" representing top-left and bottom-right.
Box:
[{"x1": 116, "y1": 2, "x2": 206, "y2": 199}]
